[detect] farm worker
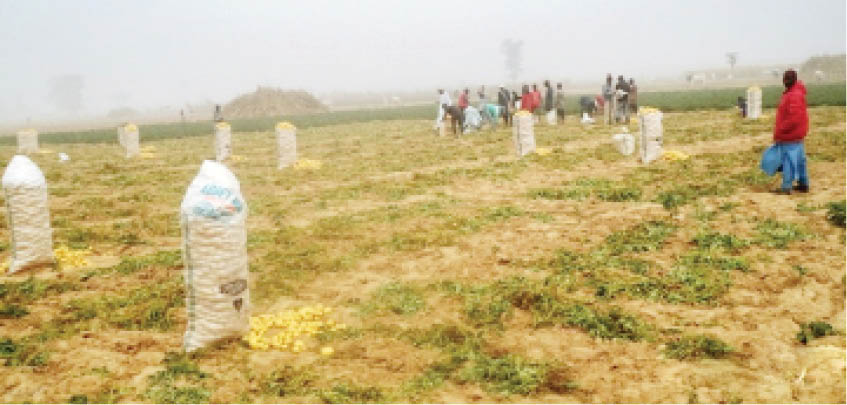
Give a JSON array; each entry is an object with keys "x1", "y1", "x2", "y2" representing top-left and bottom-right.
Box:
[
  {"x1": 737, "y1": 96, "x2": 747, "y2": 118},
  {"x1": 477, "y1": 86, "x2": 487, "y2": 109},
  {"x1": 435, "y1": 89, "x2": 452, "y2": 129},
  {"x1": 556, "y1": 83, "x2": 566, "y2": 123},
  {"x1": 602, "y1": 74, "x2": 614, "y2": 124},
  {"x1": 628, "y1": 78, "x2": 638, "y2": 114},
  {"x1": 458, "y1": 88, "x2": 470, "y2": 111},
  {"x1": 442, "y1": 104, "x2": 465, "y2": 137},
  {"x1": 531, "y1": 84, "x2": 542, "y2": 114},
  {"x1": 497, "y1": 85, "x2": 511, "y2": 126},
  {"x1": 767, "y1": 69, "x2": 809, "y2": 194},
  {"x1": 520, "y1": 85, "x2": 531, "y2": 111},
  {"x1": 580, "y1": 95, "x2": 596, "y2": 116},
  {"x1": 615, "y1": 75, "x2": 630, "y2": 124},
  {"x1": 544, "y1": 80, "x2": 554, "y2": 113},
  {"x1": 481, "y1": 103, "x2": 502, "y2": 130}
]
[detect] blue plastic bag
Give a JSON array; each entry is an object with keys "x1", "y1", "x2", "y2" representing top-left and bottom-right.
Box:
[{"x1": 760, "y1": 144, "x2": 781, "y2": 176}]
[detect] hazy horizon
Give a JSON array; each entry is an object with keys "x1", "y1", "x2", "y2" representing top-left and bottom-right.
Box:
[{"x1": 1, "y1": 0, "x2": 844, "y2": 122}]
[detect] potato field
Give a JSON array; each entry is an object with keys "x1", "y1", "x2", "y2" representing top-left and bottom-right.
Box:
[{"x1": 0, "y1": 105, "x2": 845, "y2": 403}]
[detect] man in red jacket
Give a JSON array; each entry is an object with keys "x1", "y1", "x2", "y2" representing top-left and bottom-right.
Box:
[
  {"x1": 772, "y1": 69, "x2": 809, "y2": 194},
  {"x1": 531, "y1": 84, "x2": 541, "y2": 114},
  {"x1": 458, "y1": 88, "x2": 470, "y2": 111}
]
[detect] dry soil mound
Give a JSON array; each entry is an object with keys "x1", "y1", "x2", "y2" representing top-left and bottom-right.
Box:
[{"x1": 223, "y1": 86, "x2": 328, "y2": 119}]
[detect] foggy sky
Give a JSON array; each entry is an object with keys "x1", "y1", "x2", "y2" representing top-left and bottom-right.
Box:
[{"x1": 0, "y1": 0, "x2": 844, "y2": 121}]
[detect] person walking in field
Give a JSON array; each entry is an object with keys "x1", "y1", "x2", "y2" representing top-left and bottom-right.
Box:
[
  {"x1": 520, "y1": 85, "x2": 532, "y2": 111},
  {"x1": 531, "y1": 84, "x2": 542, "y2": 115},
  {"x1": 497, "y1": 85, "x2": 511, "y2": 126},
  {"x1": 441, "y1": 104, "x2": 465, "y2": 137},
  {"x1": 458, "y1": 88, "x2": 470, "y2": 112},
  {"x1": 628, "y1": 78, "x2": 638, "y2": 114},
  {"x1": 556, "y1": 83, "x2": 566, "y2": 124},
  {"x1": 602, "y1": 74, "x2": 614, "y2": 125},
  {"x1": 435, "y1": 89, "x2": 452, "y2": 129},
  {"x1": 615, "y1": 75, "x2": 630, "y2": 124},
  {"x1": 544, "y1": 80, "x2": 555, "y2": 124},
  {"x1": 764, "y1": 69, "x2": 809, "y2": 194}
]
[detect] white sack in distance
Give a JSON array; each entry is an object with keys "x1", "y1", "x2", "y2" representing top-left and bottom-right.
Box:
[
  {"x1": 639, "y1": 110, "x2": 663, "y2": 164},
  {"x1": 275, "y1": 122, "x2": 297, "y2": 169},
  {"x1": 546, "y1": 109, "x2": 557, "y2": 125},
  {"x1": 746, "y1": 86, "x2": 762, "y2": 120},
  {"x1": 512, "y1": 112, "x2": 536, "y2": 157},
  {"x1": 180, "y1": 160, "x2": 250, "y2": 352},
  {"x1": 214, "y1": 122, "x2": 232, "y2": 162},
  {"x1": 612, "y1": 129, "x2": 636, "y2": 156},
  {"x1": 17, "y1": 129, "x2": 39, "y2": 154},
  {"x1": 123, "y1": 124, "x2": 140, "y2": 158},
  {"x1": 2, "y1": 155, "x2": 54, "y2": 273}
]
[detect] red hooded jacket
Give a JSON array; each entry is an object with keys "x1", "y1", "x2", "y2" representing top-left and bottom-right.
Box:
[
  {"x1": 520, "y1": 92, "x2": 533, "y2": 111},
  {"x1": 773, "y1": 81, "x2": 808, "y2": 142},
  {"x1": 458, "y1": 92, "x2": 469, "y2": 109}
]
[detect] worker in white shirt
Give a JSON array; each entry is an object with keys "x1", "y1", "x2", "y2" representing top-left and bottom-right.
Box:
[{"x1": 435, "y1": 89, "x2": 452, "y2": 129}]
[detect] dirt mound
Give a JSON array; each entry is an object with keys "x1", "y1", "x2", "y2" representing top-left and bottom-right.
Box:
[{"x1": 223, "y1": 86, "x2": 328, "y2": 119}]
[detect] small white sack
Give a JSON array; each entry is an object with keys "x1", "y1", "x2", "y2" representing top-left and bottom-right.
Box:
[
  {"x1": 123, "y1": 124, "x2": 139, "y2": 158},
  {"x1": 639, "y1": 110, "x2": 663, "y2": 164},
  {"x1": 581, "y1": 112, "x2": 595, "y2": 124},
  {"x1": 214, "y1": 123, "x2": 232, "y2": 162},
  {"x1": 546, "y1": 110, "x2": 557, "y2": 125},
  {"x1": 58, "y1": 153, "x2": 70, "y2": 162},
  {"x1": 180, "y1": 160, "x2": 250, "y2": 352},
  {"x1": 16, "y1": 130, "x2": 39, "y2": 154},
  {"x1": 276, "y1": 122, "x2": 297, "y2": 169},
  {"x1": 438, "y1": 121, "x2": 446, "y2": 137},
  {"x1": 513, "y1": 112, "x2": 536, "y2": 157},
  {"x1": 612, "y1": 132, "x2": 636, "y2": 156},
  {"x1": 2, "y1": 155, "x2": 53, "y2": 273},
  {"x1": 642, "y1": 138, "x2": 663, "y2": 164}
]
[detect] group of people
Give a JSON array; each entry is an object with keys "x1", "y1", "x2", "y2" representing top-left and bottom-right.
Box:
[
  {"x1": 600, "y1": 74, "x2": 638, "y2": 124},
  {"x1": 436, "y1": 81, "x2": 569, "y2": 135},
  {"x1": 436, "y1": 75, "x2": 638, "y2": 135},
  {"x1": 434, "y1": 69, "x2": 811, "y2": 196}
]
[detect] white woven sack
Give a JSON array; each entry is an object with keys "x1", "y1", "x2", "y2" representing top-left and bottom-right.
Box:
[
  {"x1": 746, "y1": 87, "x2": 762, "y2": 119},
  {"x1": 612, "y1": 133, "x2": 635, "y2": 156},
  {"x1": 639, "y1": 111, "x2": 663, "y2": 164},
  {"x1": 124, "y1": 126, "x2": 140, "y2": 158},
  {"x1": 513, "y1": 113, "x2": 536, "y2": 157},
  {"x1": 642, "y1": 138, "x2": 663, "y2": 164},
  {"x1": 276, "y1": 125, "x2": 297, "y2": 169},
  {"x1": 180, "y1": 160, "x2": 250, "y2": 352},
  {"x1": 546, "y1": 110, "x2": 556, "y2": 125},
  {"x1": 438, "y1": 121, "x2": 446, "y2": 137},
  {"x1": 16, "y1": 130, "x2": 39, "y2": 154},
  {"x1": 2, "y1": 155, "x2": 53, "y2": 273},
  {"x1": 214, "y1": 123, "x2": 232, "y2": 162}
]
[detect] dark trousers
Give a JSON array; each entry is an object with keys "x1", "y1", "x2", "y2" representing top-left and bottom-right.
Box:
[
  {"x1": 449, "y1": 113, "x2": 464, "y2": 136},
  {"x1": 500, "y1": 104, "x2": 511, "y2": 126}
]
